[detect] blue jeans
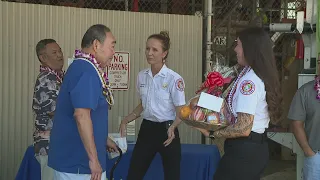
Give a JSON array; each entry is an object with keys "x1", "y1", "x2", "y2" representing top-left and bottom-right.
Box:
[{"x1": 304, "y1": 151, "x2": 320, "y2": 180}]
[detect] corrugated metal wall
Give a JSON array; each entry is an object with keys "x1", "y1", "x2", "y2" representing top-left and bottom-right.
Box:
[{"x1": 0, "y1": 1, "x2": 203, "y2": 179}]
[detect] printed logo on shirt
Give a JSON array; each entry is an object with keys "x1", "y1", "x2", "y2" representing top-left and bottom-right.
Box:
[
  {"x1": 175, "y1": 78, "x2": 185, "y2": 92},
  {"x1": 240, "y1": 80, "x2": 255, "y2": 95}
]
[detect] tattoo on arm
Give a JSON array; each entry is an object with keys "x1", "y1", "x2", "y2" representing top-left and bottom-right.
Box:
[{"x1": 214, "y1": 113, "x2": 254, "y2": 138}]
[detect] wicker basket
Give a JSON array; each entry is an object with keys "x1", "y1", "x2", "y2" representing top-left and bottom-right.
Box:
[{"x1": 182, "y1": 118, "x2": 228, "y2": 131}]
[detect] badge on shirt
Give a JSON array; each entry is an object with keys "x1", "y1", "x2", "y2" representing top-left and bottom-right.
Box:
[
  {"x1": 175, "y1": 78, "x2": 185, "y2": 92},
  {"x1": 240, "y1": 80, "x2": 255, "y2": 95},
  {"x1": 140, "y1": 83, "x2": 146, "y2": 88},
  {"x1": 162, "y1": 83, "x2": 168, "y2": 89}
]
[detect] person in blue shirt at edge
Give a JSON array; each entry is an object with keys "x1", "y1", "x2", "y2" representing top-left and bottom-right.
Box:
[{"x1": 48, "y1": 24, "x2": 118, "y2": 180}]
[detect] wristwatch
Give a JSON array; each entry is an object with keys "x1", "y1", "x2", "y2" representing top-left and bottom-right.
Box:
[{"x1": 209, "y1": 131, "x2": 215, "y2": 139}]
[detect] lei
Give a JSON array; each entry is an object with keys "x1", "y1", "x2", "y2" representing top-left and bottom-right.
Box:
[
  {"x1": 74, "y1": 49, "x2": 114, "y2": 106},
  {"x1": 227, "y1": 66, "x2": 251, "y2": 118},
  {"x1": 39, "y1": 65, "x2": 64, "y2": 84},
  {"x1": 315, "y1": 75, "x2": 320, "y2": 100}
]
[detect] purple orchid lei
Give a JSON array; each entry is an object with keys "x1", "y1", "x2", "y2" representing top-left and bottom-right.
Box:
[
  {"x1": 40, "y1": 65, "x2": 64, "y2": 84},
  {"x1": 315, "y1": 75, "x2": 320, "y2": 100},
  {"x1": 74, "y1": 49, "x2": 109, "y2": 85},
  {"x1": 74, "y1": 49, "x2": 114, "y2": 106}
]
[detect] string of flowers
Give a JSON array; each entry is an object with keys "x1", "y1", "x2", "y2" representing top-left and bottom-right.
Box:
[
  {"x1": 226, "y1": 66, "x2": 250, "y2": 123},
  {"x1": 74, "y1": 49, "x2": 114, "y2": 106},
  {"x1": 39, "y1": 65, "x2": 64, "y2": 84},
  {"x1": 315, "y1": 75, "x2": 320, "y2": 100}
]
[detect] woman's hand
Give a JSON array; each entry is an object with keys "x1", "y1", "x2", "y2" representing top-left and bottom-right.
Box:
[
  {"x1": 164, "y1": 125, "x2": 176, "y2": 147},
  {"x1": 119, "y1": 121, "x2": 127, "y2": 137}
]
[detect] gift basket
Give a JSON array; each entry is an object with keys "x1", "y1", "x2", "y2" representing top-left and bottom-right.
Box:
[{"x1": 180, "y1": 63, "x2": 240, "y2": 131}]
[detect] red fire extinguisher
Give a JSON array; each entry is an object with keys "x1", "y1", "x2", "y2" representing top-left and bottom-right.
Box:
[
  {"x1": 295, "y1": 35, "x2": 304, "y2": 60},
  {"x1": 295, "y1": 2, "x2": 306, "y2": 60},
  {"x1": 133, "y1": 0, "x2": 139, "y2": 12}
]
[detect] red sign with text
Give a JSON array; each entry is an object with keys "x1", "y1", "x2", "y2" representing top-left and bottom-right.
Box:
[{"x1": 106, "y1": 52, "x2": 130, "y2": 90}]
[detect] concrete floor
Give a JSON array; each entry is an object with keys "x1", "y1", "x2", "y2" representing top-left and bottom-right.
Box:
[
  {"x1": 261, "y1": 160, "x2": 296, "y2": 180},
  {"x1": 212, "y1": 139, "x2": 297, "y2": 180}
]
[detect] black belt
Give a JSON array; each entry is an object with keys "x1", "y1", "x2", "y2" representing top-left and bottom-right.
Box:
[
  {"x1": 228, "y1": 131, "x2": 267, "y2": 144},
  {"x1": 143, "y1": 119, "x2": 174, "y2": 130},
  {"x1": 248, "y1": 131, "x2": 267, "y2": 142}
]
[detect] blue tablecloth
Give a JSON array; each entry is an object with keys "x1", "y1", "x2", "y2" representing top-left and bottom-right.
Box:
[
  {"x1": 16, "y1": 144, "x2": 220, "y2": 180},
  {"x1": 15, "y1": 145, "x2": 41, "y2": 180}
]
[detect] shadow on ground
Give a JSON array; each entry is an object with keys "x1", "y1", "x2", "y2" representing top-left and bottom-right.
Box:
[{"x1": 261, "y1": 160, "x2": 296, "y2": 180}]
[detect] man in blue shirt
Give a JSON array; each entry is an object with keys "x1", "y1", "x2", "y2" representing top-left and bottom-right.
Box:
[{"x1": 48, "y1": 24, "x2": 117, "y2": 180}]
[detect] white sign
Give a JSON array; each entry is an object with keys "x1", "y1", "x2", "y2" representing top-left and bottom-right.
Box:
[
  {"x1": 197, "y1": 92, "x2": 223, "y2": 112},
  {"x1": 106, "y1": 52, "x2": 130, "y2": 90},
  {"x1": 214, "y1": 36, "x2": 227, "y2": 45}
]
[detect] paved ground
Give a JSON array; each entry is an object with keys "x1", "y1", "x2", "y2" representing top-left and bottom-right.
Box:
[
  {"x1": 261, "y1": 168, "x2": 296, "y2": 180},
  {"x1": 212, "y1": 139, "x2": 297, "y2": 180},
  {"x1": 261, "y1": 160, "x2": 296, "y2": 180}
]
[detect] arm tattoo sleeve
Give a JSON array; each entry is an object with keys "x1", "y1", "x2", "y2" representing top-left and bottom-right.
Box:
[{"x1": 214, "y1": 113, "x2": 254, "y2": 138}]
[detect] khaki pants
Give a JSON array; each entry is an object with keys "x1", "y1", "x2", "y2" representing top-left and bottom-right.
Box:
[
  {"x1": 53, "y1": 171, "x2": 106, "y2": 180},
  {"x1": 36, "y1": 155, "x2": 54, "y2": 180}
]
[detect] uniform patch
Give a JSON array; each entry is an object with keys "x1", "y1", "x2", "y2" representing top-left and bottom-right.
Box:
[
  {"x1": 175, "y1": 78, "x2": 185, "y2": 92},
  {"x1": 240, "y1": 80, "x2": 255, "y2": 95}
]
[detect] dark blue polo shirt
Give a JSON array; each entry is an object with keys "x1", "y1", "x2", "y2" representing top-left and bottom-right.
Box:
[{"x1": 48, "y1": 59, "x2": 109, "y2": 174}]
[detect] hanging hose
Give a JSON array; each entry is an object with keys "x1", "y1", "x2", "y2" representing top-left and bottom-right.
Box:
[{"x1": 109, "y1": 146, "x2": 123, "y2": 180}]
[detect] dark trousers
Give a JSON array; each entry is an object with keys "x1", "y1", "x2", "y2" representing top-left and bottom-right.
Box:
[
  {"x1": 213, "y1": 132, "x2": 269, "y2": 180},
  {"x1": 127, "y1": 119, "x2": 181, "y2": 180}
]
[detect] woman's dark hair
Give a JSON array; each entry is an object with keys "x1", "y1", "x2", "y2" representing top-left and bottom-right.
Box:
[
  {"x1": 237, "y1": 27, "x2": 283, "y2": 125},
  {"x1": 147, "y1": 31, "x2": 171, "y2": 59}
]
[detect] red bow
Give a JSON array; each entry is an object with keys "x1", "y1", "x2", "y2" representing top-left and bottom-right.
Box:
[{"x1": 196, "y1": 72, "x2": 232, "y2": 95}]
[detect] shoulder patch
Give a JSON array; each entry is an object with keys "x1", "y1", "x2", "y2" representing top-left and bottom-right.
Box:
[
  {"x1": 240, "y1": 80, "x2": 255, "y2": 95},
  {"x1": 175, "y1": 78, "x2": 185, "y2": 92}
]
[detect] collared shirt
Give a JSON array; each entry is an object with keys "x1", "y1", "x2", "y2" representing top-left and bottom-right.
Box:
[
  {"x1": 288, "y1": 80, "x2": 320, "y2": 151},
  {"x1": 136, "y1": 64, "x2": 186, "y2": 122},
  {"x1": 32, "y1": 71, "x2": 61, "y2": 156},
  {"x1": 232, "y1": 69, "x2": 270, "y2": 133},
  {"x1": 48, "y1": 59, "x2": 109, "y2": 174}
]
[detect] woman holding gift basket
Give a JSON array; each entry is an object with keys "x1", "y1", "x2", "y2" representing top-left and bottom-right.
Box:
[
  {"x1": 119, "y1": 31, "x2": 186, "y2": 180},
  {"x1": 195, "y1": 27, "x2": 283, "y2": 180}
]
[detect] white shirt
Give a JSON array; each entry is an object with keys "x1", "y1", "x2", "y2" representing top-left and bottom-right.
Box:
[
  {"x1": 232, "y1": 69, "x2": 270, "y2": 133},
  {"x1": 136, "y1": 65, "x2": 186, "y2": 122}
]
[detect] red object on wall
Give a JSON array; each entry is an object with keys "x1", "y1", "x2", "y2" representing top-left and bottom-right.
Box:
[
  {"x1": 296, "y1": 36, "x2": 304, "y2": 60},
  {"x1": 132, "y1": 0, "x2": 139, "y2": 12}
]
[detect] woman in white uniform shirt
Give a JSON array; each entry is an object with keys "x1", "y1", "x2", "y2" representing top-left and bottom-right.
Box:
[
  {"x1": 119, "y1": 31, "x2": 186, "y2": 180},
  {"x1": 196, "y1": 27, "x2": 282, "y2": 180}
]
